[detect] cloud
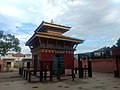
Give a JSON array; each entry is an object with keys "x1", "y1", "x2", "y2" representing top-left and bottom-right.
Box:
[
  {"x1": 0, "y1": 0, "x2": 120, "y2": 54},
  {"x1": 21, "y1": 45, "x2": 31, "y2": 54},
  {"x1": 14, "y1": 23, "x2": 37, "y2": 53},
  {"x1": 0, "y1": 21, "x2": 37, "y2": 53},
  {"x1": 51, "y1": 0, "x2": 120, "y2": 53}
]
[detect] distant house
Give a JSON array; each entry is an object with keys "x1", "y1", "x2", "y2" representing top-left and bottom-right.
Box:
[
  {"x1": 13, "y1": 52, "x2": 25, "y2": 61},
  {"x1": 1, "y1": 53, "x2": 15, "y2": 71},
  {"x1": 22, "y1": 54, "x2": 32, "y2": 68},
  {"x1": 93, "y1": 47, "x2": 112, "y2": 59},
  {"x1": 0, "y1": 60, "x2": 3, "y2": 72},
  {"x1": 1, "y1": 52, "x2": 32, "y2": 71},
  {"x1": 74, "y1": 47, "x2": 120, "y2": 76},
  {"x1": 75, "y1": 47, "x2": 112, "y2": 59}
]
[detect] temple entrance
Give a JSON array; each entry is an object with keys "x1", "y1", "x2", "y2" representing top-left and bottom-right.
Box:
[
  {"x1": 53, "y1": 54, "x2": 64, "y2": 74},
  {"x1": 34, "y1": 54, "x2": 38, "y2": 74},
  {"x1": 116, "y1": 56, "x2": 120, "y2": 77}
]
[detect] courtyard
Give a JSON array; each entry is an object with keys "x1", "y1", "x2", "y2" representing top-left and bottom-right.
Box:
[{"x1": 0, "y1": 71, "x2": 120, "y2": 90}]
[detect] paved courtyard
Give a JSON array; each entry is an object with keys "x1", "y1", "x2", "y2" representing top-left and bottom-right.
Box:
[{"x1": 0, "y1": 71, "x2": 120, "y2": 90}]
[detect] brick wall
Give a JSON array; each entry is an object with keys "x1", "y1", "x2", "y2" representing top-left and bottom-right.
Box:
[
  {"x1": 74, "y1": 59, "x2": 116, "y2": 73},
  {"x1": 92, "y1": 59, "x2": 115, "y2": 73}
]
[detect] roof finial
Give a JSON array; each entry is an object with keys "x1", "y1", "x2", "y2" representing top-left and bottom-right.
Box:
[{"x1": 51, "y1": 19, "x2": 54, "y2": 24}]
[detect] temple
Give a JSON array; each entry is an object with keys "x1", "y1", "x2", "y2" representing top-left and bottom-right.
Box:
[{"x1": 26, "y1": 21, "x2": 83, "y2": 75}]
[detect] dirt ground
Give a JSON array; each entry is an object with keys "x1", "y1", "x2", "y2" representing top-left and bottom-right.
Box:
[{"x1": 0, "y1": 71, "x2": 120, "y2": 90}]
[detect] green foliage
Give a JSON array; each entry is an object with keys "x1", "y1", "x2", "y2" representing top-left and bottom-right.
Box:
[
  {"x1": 116, "y1": 38, "x2": 120, "y2": 47},
  {"x1": 111, "y1": 38, "x2": 120, "y2": 49},
  {"x1": 0, "y1": 31, "x2": 21, "y2": 56}
]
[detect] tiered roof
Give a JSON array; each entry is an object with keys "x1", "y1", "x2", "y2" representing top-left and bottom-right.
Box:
[
  {"x1": 26, "y1": 21, "x2": 83, "y2": 46},
  {"x1": 35, "y1": 21, "x2": 71, "y2": 34}
]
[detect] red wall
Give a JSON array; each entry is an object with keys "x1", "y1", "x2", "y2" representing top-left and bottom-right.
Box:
[
  {"x1": 32, "y1": 52, "x2": 75, "y2": 70},
  {"x1": 74, "y1": 59, "x2": 116, "y2": 73},
  {"x1": 41, "y1": 52, "x2": 54, "y2": 61},
  {"x1": 40, "y1": 52, "x2": 54, "y2": 70},
  {"x1": 92, "y1": 59, "x2": 115, "y2": 73},
  {"x1": 112, "y1": 48, "x2": 120, "y2": 56},
  {"x1": 64, "y1": 53, "x2": 74, "y2": 69},
  {"x1": 32, "y1": 52, "x2": 54, "y2": 70}
]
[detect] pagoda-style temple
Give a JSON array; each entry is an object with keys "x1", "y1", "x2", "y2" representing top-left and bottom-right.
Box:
[{"x1": 26, "y1": 21, "x2": 83, "y2": 75}]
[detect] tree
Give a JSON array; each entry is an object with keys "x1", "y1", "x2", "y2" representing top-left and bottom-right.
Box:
[
  {"x1": 0, "y1": 31, "x2": 21, "y2": 56},
  {"x1": 116, "y1": 38, "x2": 120, "y2": 47}
]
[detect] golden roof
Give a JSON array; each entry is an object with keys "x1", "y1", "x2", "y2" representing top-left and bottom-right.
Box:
[
  {"x1": 26, "y1": 21, "x2": 84, "y2": 46},
  {"x1": 36, "y1": 32, "x2": 82, "y2": 43},
  {"x1": 26, "y1": 32, "x2": 83, "y2": 46},
  {"x1": 35, "y1": 21, "x2": 71, "y2": 34}
]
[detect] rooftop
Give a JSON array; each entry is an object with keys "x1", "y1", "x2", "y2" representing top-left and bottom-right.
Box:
[
  {"x1": 13, "y1": 52, "x2": 25, "y2": 57},
  {"x1": 26, "y1": 21, "x2": 84, "y2": 46},
  {"x1": 35, "y1": 21, "x2": 71, "y2": 34}
]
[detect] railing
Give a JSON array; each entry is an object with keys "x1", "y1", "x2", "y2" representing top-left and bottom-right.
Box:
[
  {"x1": 19, "y1": 67, "x2": 54, "y2": 82},
  {"x1": 19, "y1": 67, "x2": 92, "y2": 83},
  {"x1": 19, "y1": 67, "x2": 77, "y2": 82}
]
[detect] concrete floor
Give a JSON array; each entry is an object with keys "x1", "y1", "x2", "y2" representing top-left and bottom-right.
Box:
[{"x1": 0, "y1": 71, "x2": 120, "y2": 90}]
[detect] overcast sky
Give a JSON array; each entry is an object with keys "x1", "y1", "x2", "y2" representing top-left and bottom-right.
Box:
[{"x1": 0, "y1": 0, "x2": 120, "y2": 54}]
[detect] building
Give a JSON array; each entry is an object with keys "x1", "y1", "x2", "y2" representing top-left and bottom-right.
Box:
[
  {"x1": 22, "y1": 54, "x2": 32, "y2": 68},
  {"x1": 93, "y1": 47, "x2": 112, "y2": 59},
  {"x1": 112, "y1": 48, "x2": 120, "y2": 77},
  {"x1": 2, "y1": 53, "x2": 15, "y2": 71},
  {"x1": 0, "y1": 60, "x2": 3, "y2": 72},
  {"x1": 74, "y1": 47, "x2": 120, "y2": 77},
  {"x1": 1, "y1": 52, "x2": 32, "y2": 72},
  {"x1": 13, "y1": 52, "x2": 25, "y2": 61},
  {"x1": 26, "y1": 21, "x2": 83, "y2": 74}
]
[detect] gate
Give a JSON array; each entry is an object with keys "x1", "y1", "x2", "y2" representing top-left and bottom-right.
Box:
[{"x1": 53, "y1": 54, "x2": 64, "y2": 74}]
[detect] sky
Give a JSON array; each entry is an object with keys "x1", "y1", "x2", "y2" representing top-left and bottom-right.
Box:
[{"x1": 0, "y1": 0, "x2": 120, "y2": 54}]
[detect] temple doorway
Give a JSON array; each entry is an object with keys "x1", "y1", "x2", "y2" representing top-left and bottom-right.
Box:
[{"x1": 53, "y1": 54, "x2": 64, "y2": 74}]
